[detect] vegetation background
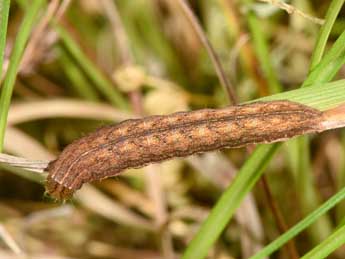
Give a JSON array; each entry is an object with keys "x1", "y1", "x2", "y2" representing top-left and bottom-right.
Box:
[{"x1": 1, "y1": 0, "x2": 345, "y2": 258}]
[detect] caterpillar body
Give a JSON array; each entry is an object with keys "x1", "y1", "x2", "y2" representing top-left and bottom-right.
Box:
[{"x1": 46, "y1": 101, "x2": 325, "y2": 200}]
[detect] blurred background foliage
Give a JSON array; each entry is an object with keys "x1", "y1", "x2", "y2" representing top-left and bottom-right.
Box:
[{"x1": 1, "y1": 0, "x2": 345, "y2": 258}]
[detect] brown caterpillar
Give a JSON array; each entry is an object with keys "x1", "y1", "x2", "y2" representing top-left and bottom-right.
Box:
[{"x1": 46, "y1": 100, "x2": 327, "y2": 200}]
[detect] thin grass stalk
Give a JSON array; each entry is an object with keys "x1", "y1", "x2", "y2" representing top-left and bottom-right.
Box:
[
  {"x1": 0, "y1": 0, "x2": 45, "y2": 151},
  {"x1": 0, "y1": 0, "x2": 10, "y2": 81}
]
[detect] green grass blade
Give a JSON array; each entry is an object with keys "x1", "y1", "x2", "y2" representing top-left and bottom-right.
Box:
[
  {"x1": 182, "y1": 144, "x2": 280, "y2": 259},
  {"x1": 294, "y1": 137, "x2": 332, "y2": 242},
  {"x1": 310, "y1": 0, "x2": 345, "y2": 69},
  {"x1": 58, "y1": 47, "x2": 99, "y2": 101},
  {"x1": 301, "y1": 223, "x2": 345, "y2": 259},
  {"x1": 0, "y1": 0, "x2": 45, "y2": 151},
  {"x1": 243, "y1": 0, "x2": 282, "y2": 94},
  {"x1": 303, "y1": 29, "x2": 345, "y2": 87},
  {"x1": 0, "y1": 0, "x2": 10, "y2": 81},
  {"x1": 257, "y1": 79, "x2": 345, "y2": 111},
  {"x1": 54, "y1": 24, "x2": 129, "y2": 109},
  {"x1": 249, "y1": 186, "x2": 345, "y2": 259}
]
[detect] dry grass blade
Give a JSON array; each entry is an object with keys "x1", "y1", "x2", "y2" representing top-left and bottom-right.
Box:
[
  {"x1": 54, "y1": 0, "x2": 72, "y2": 21},
  {"x1": 4, "y1": 127, "x2": 54, "y2": 160},
  {"x1": 87, "y1": 241, "x2": 162, "y2": 259},
  {"x1": 20, "y1": 0, "x2": 60, "y2": 72},
  {"x1": 3, "y1": 128, "x2": 154, "y2": 233},
  {"x1": 0, "y1": 153, "x2": 47, "y2": 172},
  {"x1": 0, "y1": 250, "x2": 77, "y2": 259},
  {"x1": 75, "y1": 185, "x2": 155, "y2": 231},
  {"x1": 176, "y1": 0, "x2": 237, "y2": 104},
  {"x1": 100, "y1": 0, "x2": 133, "y2": 64},
  {"x1": 188, "y1": 153, "x2": 265, "y2": 257},
  {"x1": 8, "y1": 99, "x2": 134, "y2": 125},
  {"x1": 258, "y1": 0, "x2": 324, "y2": 25},
  {"x1": 0, "y1": 224, "x2": 23, "y2": 255},
  {"x1": 100, "y1": 180, "x2": 155, "y2": 217}
]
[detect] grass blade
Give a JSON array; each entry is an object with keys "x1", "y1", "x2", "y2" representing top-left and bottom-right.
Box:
[
  {"x1": 0, "y1": 0, "x2": 45, "y2": 151},
  {"x1": 0, "y1": 0, "x2": 10, "y2": 80},
  {"x1": 257, "y1": 79, "x2": 345, "y2": 111},
  {"x1": 303, "y1": 29, "x2": 345, "y2": 87},
  {"x1": 310, "y1": 0, "x2": 345, "y2": 69},
  {"x1": 58, "y1": 47, "x2": 99, "y2": 101},
  {"x1": 243, "y1": 0, "x2": 282, "y2": 94},
  {"x1": 301, "y1": 223, "x2": 345, "y2": 259},
  {"x1": 249, "y1": 186, "x2": 345, "y2": 259},
  {"x1": 182, "y1": 144, "x2": 280, "y2": 259},
  {"x1": 55, "y1": 24, "x2": 129, "y2": 110}
]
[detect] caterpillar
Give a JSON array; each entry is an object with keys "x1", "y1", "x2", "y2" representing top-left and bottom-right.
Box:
[{"x1": 45, "y1": 100, "x2": 326, "y2": 200}]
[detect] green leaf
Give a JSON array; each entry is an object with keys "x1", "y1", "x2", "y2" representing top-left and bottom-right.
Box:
[{"x1": 0, "y1": 0, "x2": 45, "y2": 151}]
